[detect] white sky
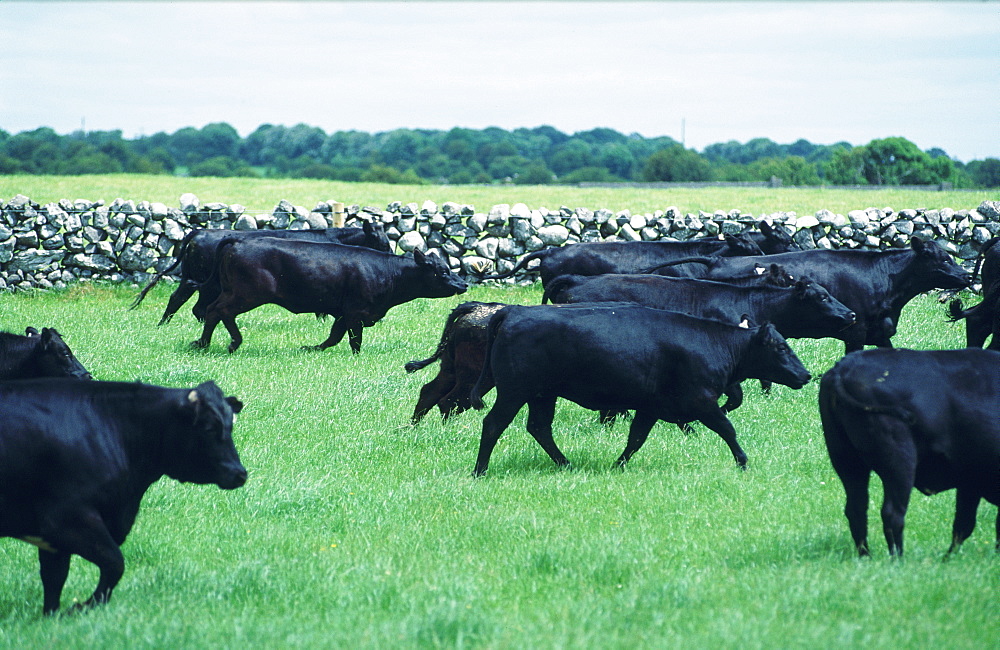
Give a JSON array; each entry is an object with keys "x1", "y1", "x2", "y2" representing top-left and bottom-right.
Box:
[{"x1": 1, "y1": 1, "x2": 997, "y2": 162}]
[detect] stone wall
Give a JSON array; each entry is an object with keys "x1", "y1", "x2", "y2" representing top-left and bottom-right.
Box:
[{"x1": 1, "y1": 193, "x2": 997, "y2": 292}]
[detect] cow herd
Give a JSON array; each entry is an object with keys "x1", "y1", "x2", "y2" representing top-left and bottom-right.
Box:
[{"x1": 1, "y1": 221, "x2": 997, "y2": 616}]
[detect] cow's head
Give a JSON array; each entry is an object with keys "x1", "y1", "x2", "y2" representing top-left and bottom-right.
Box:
[
  {"x1": 33, "y1": 328, "x2": 93, "y2": 380},
  {"x1": 413, "y1": 248, "x2": 469, "y2": 297},
  {"x1": 909, "y1": 236, "x2": 972, "y2": 289},
  {"x1": 792, "y1": 277, "x2": 857, "y2": 331},
  {"x1": 170, "y1": 381, "x2": 247, "y2": 490},
  {"x1": 757, "y1": 221, "x2": 797, "y2": 254},
  {"x1": 363, "y1": 220, "x2": 392, "y2": 252},
  {"x1": 745, "y1": 322, "x2": 811, "y2": 389},
  {"x1": 724, "y1": 233, "x2": 765, "y2": 256}
]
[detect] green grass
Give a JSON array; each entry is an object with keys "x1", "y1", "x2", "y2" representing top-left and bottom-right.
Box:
[
  {"x1": 0, "y1": 280, "x2": 996, "y2": 648},
  {"x1": 2, "y1": 173, "x2": 996, "y2": 216}
]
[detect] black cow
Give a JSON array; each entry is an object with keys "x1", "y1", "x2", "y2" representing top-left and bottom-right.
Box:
[
  {"x1": 649, "y1": 237, "x2": 971, "y2": 353},
  {"x1": 544, "y1": 273, "x2": 855, "y2": 340},
  {"x1": 468, "y1": 303, "x2": 811, "y2": 476},
  {"x1": 131, "y1": 220, "x2": 391, "y2": 325},
  {"x1": 405, "y1": 301, "x2": 507, "y2": 424},
  {"x1": 948, "y1": 236, "x2": 1000, "y2": 349},
  {"x1": 0, "y1": 379, "x2": 246, "y2": 614},
  {"x1": 192, "y1": 240, "x2": 468, "y2": 353},
  {"x1": 482, "y1": 233, "x2": 764, "y2": 288},
  {"x1": 0, "y1": 327, "x2": 92, "y2": 380},
  {"x1": 819, "y1": 348, "x2": 1000, "y2": 557}
]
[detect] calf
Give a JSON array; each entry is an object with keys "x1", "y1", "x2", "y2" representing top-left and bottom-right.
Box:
[
  {"x1": 0, "y1": 379, "x2": 246, "y2": 614},
  {"x1": 131, "y1": 220, "x2": 391, "y2": 325},
  {"x1": 948, "y1": 236, "x2": 1000, "y2": 348},
  {"x1": 193, "y1": 240, "x2": 468, "y2": 353},
  {"x1": 469, "y1": 303, "x2": 811, "y2": 476},
  {"x1": 819, "y1": 348, "x2": 1000, "y2": 557},
  {"x1": 649, "y1": 237, "x2": 971, "y2": 353},
  {"x1": 405, "y1": 301, "x2": 507, "y2": 424},
  {"x1": 0, "y1": 327, "x2": 92, "y2": 380},
  {"x1": 483, "y1": 233, "x2": 763, "y2": 288}
]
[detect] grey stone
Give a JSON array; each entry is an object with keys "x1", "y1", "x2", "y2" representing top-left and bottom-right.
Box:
[{"x1": 397, "y1": 231, "x2": 426, "y2": 252}]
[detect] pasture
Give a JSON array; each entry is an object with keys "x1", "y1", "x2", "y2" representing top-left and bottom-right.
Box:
[
  {"x1": 5, "y1": 173, "x2": 995, "y2": 217},
  {"x1": 0, "y1": 279, "x2": 996, "y2": 648}
]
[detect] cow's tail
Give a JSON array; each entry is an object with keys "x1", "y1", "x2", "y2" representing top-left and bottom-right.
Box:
[
  {"x1": 947, "y1": 297, "x2": 969, "y2": 322},
  {"x1": 198, "y1": 236, "x2": 241, "y2": 297},
  {"x1": 541, "y1": 274, "x2": 583, "y2": 304},
  {"x1": 128, "y1": 228, "x2": 198, "y2": 310},
  {"x1": 480, "y1": 249, "x2": 549, "y2": 281},
  {"x1": 823, "y1": 363, "x2": 916, "y2": 424},
  {"x1": 638, "y1": 255, "x2": 715, "y2": 275},
  {"x1": 970, "y1": 236, "x2": 1000, "y2": 290},
  {"x1": 404, "y1": 301, "x2": 481, "y2": 373},
  {"x1": 469, "y1": 307, "x2": 509, "y2": 410}
]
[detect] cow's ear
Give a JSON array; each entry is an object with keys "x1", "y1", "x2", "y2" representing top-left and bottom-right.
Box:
[
  {"x1": 363, "y1": 220, "x2": 374, "y2": 234},
  {"x1": 794, "y1": 279, "x2": 807, "y2": 295},
  {"x1": 910, "y1": 236, "x2": 925, "y2": 252},
  {"x1": 226, "y1": 396, "x2": 244, "y2": 414},
  {"x1": 25, "y1": 326, "x2": 39, "y2": 337},
  {"x1": 413, "y1": 248, "x2": 426, "y2": 264},
  {"x1": 758, "y1": 220, "x2": 773, "y2": 235},
  {"x1": 39, "y1": 328, "x2": 55, "y2": 346}
]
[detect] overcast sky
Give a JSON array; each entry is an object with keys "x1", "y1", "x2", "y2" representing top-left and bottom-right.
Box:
[{"x1": 1, "y1": 2, "x2": 997, "y2": 162}]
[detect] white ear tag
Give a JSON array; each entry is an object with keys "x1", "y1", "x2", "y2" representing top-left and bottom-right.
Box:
[{"x1": 738, "y1": 318, "x2": 750, "y2": 329}]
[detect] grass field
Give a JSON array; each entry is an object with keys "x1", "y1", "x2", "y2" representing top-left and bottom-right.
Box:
[
  {"x1": 0, "y1": 279, "x2": 996, "y2": 648},
  {"x1": 3, "y1": 174, "x2": 996, "y2": 217}
]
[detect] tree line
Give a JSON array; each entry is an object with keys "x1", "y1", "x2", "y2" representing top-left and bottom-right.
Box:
[{"x1": 1, "y1": 123, "x2": 997, "y2": 188}]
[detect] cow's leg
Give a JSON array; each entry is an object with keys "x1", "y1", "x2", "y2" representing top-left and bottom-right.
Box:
[
  {"x1": 965, "y1": 305, "x2": 991, "y2": 348},
  {"x1": 191, "y1": 288, "x2": 217, "y2": 323},
  {"x1": 44, "y1": 514, "x2": 124, "y2": 612},
  {"x1": 615, "y1": 410, "x2": 658, "y2": 469},
  {"x1": 473, "y1": 393, "x2": 524, "y2": 477},
  {"x1": 720, "y1": 383, "x2": 744, "y2": 412},
  {"x1": 823, "y1": 422, "x2": 873, "y2": 557},
  {"x1": 410, "y1": 374, "x2": 455, "y2": 424},
  {"x1": 946, "y1": 488, "x2": 981, "y2": 556},
  {"x1": 221, "y1": 314, "x2": 244, "y2": 353},
  {"x1": 839, "y1": 470, "x2": 872, "y2": 557},
  {"x1": 159, "y1": 281, "x2": 198, "y2": 326},
  {"x1": 525, "y1": 396, "x2": 570, "y2": 469},
  {"x1": 347, "y1": 326, "x2": 364, "y2": 354},
  {"x1": 38, "y1": 548, "x2": 71, "y2": 615},
  {"x1": 307, "y1": 317, "x2": 354, "y2": 351},
  {"x1": 696, "y1": 408, "x2": 748, "y2": 468}
]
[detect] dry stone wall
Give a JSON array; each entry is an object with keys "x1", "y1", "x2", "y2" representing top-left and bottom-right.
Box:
[{"x1": 0, "y1": 193, "x2": 997, "y2": 292}]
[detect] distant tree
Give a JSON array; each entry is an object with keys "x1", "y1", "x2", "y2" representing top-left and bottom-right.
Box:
[
  {"x1": 966, "y1": 158, "x2": 1000, "y2": 188},
  {"x1": 823, "y1": 146, "x2": 867, "y2": 185},
  {"x1": 514, "y1": 161, "x2": 554, "y2": 185},
  {"x1": 487, "y1": 155, "x2": 530, "y2": 181},
  {"x1": 641, "y1": 145, "x2": 711, "y2": 181},
  {"x1": 861, "y1": 137, "x2": 952, "y2": 185},
  {"x1": 360, "y1": 164, "x2": 423, "y2": 184},
  {"x1": 599, "y1": 144, "x2": 636, "y2": 179},
  {"x1": 746, "y1": 156, "x2": 820, "y2": 186},
  {"x1": 189, "y1": 155, "x2": 257, "y2": 178},
  {"x1": 547, "y1": 140, "x2": 594, "y2": 175}
]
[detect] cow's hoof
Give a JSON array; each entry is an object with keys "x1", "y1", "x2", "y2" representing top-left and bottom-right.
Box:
[
  {"x1": 190, "y1": 340, "x2": 208, "y2": 350},
  {"x1": 227, "y1": 344, "x2": 240, "y2": 354},
  {"x1": 301, "y1": 345, "x2": 323, "y2": 352}
]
